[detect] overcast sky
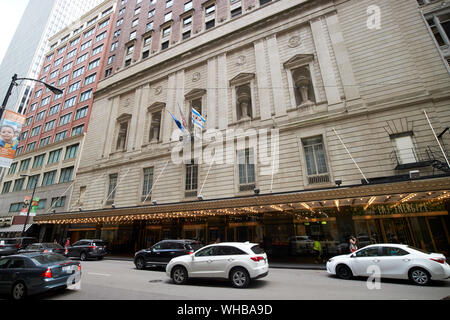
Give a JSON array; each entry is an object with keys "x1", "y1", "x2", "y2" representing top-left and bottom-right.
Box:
[{"x1": 0, "y1": 0, "x2": 29, "y2": 65}]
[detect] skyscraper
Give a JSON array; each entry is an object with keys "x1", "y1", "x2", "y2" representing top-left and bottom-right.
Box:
[{"x1": 0, "y1": 0, "x2": 105, "y2": 115}]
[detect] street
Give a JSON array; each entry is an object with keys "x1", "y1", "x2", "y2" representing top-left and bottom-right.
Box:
[{"x1": 30, "y1": 259, "x2": 450, "y2": 300}]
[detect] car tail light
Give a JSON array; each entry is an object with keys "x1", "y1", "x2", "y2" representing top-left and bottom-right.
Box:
[
  {"x1": 43, "y1": 249, "x2": 49, "y2": 253},
  {"x1": 89, "y1": 246, "x2": 96, "y2": 249},
  {"x1": 77, "y1": 264, "x2": 81, "y2": 271},
  {"x1": 430, "y1": 257, "x2": 446, "y2": 264},
  {"x1": 188, "y1": 251, "x2": 194, "y2": 255},
  {"x1": 251, "y1": 256, "x2": 265, "y2": 262},
  {"x1": 41, "y1": 268, "x2": 52, "y2": 278}
]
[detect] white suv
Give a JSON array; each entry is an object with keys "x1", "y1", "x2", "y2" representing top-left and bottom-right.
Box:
[{"x1": 166, "y1": 242, "x2": 269, "y2": 288}]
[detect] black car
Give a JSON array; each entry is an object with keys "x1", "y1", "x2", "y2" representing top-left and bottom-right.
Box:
[
  {"x1": 0, "y1": 253, "x2": 81, "y2": 300},
  {"x1": 65, "y1": 239, "x2": 108, "y2": 261},
  {"x1": 0, "y1": 237, "x2": 38, "y2": 257},
  {"x1": 18, "y1": 243, "x2": 65, "y2": 255},
  {"x1": 134, "y1": 239, "x2": 203, "y2": 270}
]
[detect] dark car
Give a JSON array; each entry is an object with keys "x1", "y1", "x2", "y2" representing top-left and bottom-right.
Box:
[
  {"x1": 134, "y1": 239, "x2": 203, "y2": 270},
  {"x1": 65, "y1": 239, "x2": 108, "y2": 261},
  {"x1": 0, "y1": 253, "x2": 81, "y2": 300},
  {"x1": 18, "y1": 243, "x2": 65, "y2": 255},
  {"x1": 0, "y1": 237, "x2": 38, "y2": 257}
]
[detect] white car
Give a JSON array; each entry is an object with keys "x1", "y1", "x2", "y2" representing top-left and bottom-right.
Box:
[
  {"x1": 326, "y1": 244, "x2": 450, "y2": 286},
  {"x1": 166, "y1": 242, "x2": 269, "y2": 288}
]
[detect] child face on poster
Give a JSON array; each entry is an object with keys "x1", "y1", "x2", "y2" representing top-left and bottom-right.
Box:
[{"x1": 0, "y1": 125, "x2": 15, "y2": 144}]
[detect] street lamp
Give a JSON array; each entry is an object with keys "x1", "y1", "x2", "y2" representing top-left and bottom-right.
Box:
[
  {"x1": 0, "y1": 73, "x2": 64, "y2": 119},
  {"x1": 20, "y1": 174, "x2": 38, "y2": 237}
]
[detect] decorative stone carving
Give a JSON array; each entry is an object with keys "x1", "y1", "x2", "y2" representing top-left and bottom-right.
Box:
[
  {"x1": 236, "y1": 55, "x2": 246, "y2": 66},
  {"x1": 192, "y1": 72, "x2": 201, "y2": 82},
  {"x1": 155, "y1": 86, "x2": 162, "y2": 95},
  {"x1": 288, "y1": 36, "x2": 301, "y2": 48}
]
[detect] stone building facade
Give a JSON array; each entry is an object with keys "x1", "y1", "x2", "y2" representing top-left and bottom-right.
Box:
[{"x1": 33, "y1": 0, "x2": 450, "y2": 260}]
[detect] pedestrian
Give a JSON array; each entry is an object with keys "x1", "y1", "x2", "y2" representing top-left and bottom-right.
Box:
[
  {"x1": 65, "y1": 237, "x2": 71, "y2": 248},
  {"x1": 313, "y1": 238, "x2": 322, "y2": 263},
  {"x1": 215, "y1": 237, "x2": 221, "y2": 243},
  {"x1": 349, "y1": 236, "x2": 357, "y2": 253}
]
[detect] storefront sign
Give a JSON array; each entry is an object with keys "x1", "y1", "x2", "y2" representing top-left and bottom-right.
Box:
[{"x1": 0, "y1": 110, "x2": 26, "y2": 168}]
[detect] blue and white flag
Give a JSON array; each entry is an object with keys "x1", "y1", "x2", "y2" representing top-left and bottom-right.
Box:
[
  {"x1": 191, "y1": 108, "x2": 206, "y2": 130},
  {"x1": 167, "y1": 110, "x2": 185, "y2": 132}
]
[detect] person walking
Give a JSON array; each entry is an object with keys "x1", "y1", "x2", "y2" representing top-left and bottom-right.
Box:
[
  {"x1": 313, "y1": 238, "x2": 322, "y2": 263},
  {"x1": 349, "y1": 236, "x2": 358, "y2": 253},
  {"x1": 64, "y1": 237, "x2": 71, "y2": 248}
]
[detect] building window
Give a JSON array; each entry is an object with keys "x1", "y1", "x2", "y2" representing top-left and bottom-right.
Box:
[
  {"x1": 107, "y1": 173, "x2": 118, "y2": 203},
  {"x1": 161, "y1": 40, "x2": 169, "y2": 51},
  {"x1": 98, "y1": 19, "x2": 110, "y2": 30},
  {"x1": 26, "y1": 142, "x2": 36, "y2": 153},
  {"x1": 72, "y1": 124, "x2": 85, "y2": 136},
  {"x1": 75, "y1": 106, "x2": 89, "y2": 120},
  {"x1": 72, "y1": 66, "x2": 85, "y2": 78},
  {"x1": 40, "y1": 136, "x2": 51, "y2": 147},
  {"x1": 149, "y1": 110, "x2": 162, "y2": 143},
  {"x1": 231, "y1": 7, "x2": 242, "y2": 19},
  {"x1": 84, "y1": 73, "x2": 96, "y2": 85},
  {"x1": 141, "y1": 167, "x2": 154, "y2": 200},
  {"x1": 76, "y1": 53, "x2": 88, "y2": 65},
  {"x1": 148, "y1": 9, "x2": 155, "y2": 18},
  {"x1": 116, "y1": 118, "x2": 129, "y2": 151},
  {"x1": 259, "y1": 0, "x2": 272, "y2": 5},
  {"x1": 54, "y1": 131, "x2": 67, "y2": 142},
  {"x1": 164, "y1": 12, "x2": 172, "y2": 23},
  {"x1": 88, "y1": 58, "x2": 100, "y2": 70},
  {"x1": 65, "y1": 144, "x2": 79, "y2": 160},
  {"x1": 130, "y1": 31, "x2": 137, "y2": 41},
  {"x1": 58, "y1": 75, "x2": 69, "y2": 85},
  {"x1": 68, "y1": 81, "x2": 81, "y2": 94},
  {"x1": 58, "y1": 113, "x2": 72, "y2": 126},
  {"x1": 35, "y1": 110, "x2": 46, "y2": 122},
  {"x1": 105, "y1": 68, "x2": 113, "y2": 77},
  {"x1": 62, "y1": 61, "x2": 73, "y2": 72},
  {"x1": 51, "y1": 196, "x2": 66, "y2": 208},
  {"x1": 13, "y1": 179, "x2": 25, "y2": 192},
  {"x1": 111, "y1": 41, "x2": 119, "y2": 51},
  {"x1": 48, "y1": 149, "x2": 62, "y2": 164},
  {"x1": 8, "y1": 163, "x2": 17, "y2": 175},
  {"x1": 79, "y1": 89, "x2": 92, "y2": 102},
  {"x1": 182, "y1": 30, "x2": 191, "y2": 40},
  {"x1": 237, "y1": 149, "x2": 255, "y2": 191},
  {"x1": 43, "y1": 120, "x2": 55, "y2": 132},
  {"x1": 185, "y1": 162, "x2": 198, "y2": 197},
  {"x1": 125, "y1": 59, "x2": 132, "y2": 67},
  {"x1": 63, "y1": 96, "x2": 77, "y2": 109},
  {"x1": 80, "y1": 40, "x2": 92, "y2": 51},
  {"x1": 26, "y1": 175, "x2": 39, "y2": 190},
  {"x1": 32, "y1": 154, "x2": 45, "y2": 169},
  {"x1": 162, "y1": 26, "x2": 171, "y2": 38},
  {"x1": 205, "y1": 4, "x2": 215, "y2": 16},
  {"x1": 127, "y1": 45, "x2": 134, "y2": 55},
  {"x1": 184, "y1": 1, "x2": 193, "y2": 11},
  {"x1": 302, "y1": 136, "x2": 330, "y2": 184},
  {"x1": 9, "y1": 202, "x2": 24, "y2": 212},
  {"x1": 92, "y1": 44, "x2": 104, "y2": 56},
  {"x1": 30, "y1": 126, "x2": 41, "y2": 137},
  {"x1": 2, "y1": 181, "x2": 12, "y2": 194},
  {"x1": 391, "y1": 133, "x2": 418, "y2": 165},
  {"x1": 166, "y1": 0, "x2": 173, "y2": 8},
  {"x1": 42, "y1": 170, "x2": 57, "y2": 186},
  {"x1": 205, "y1": 19, "x2": 215, "y2": 30},
  {"x1": 59, "y1": 166, "x2": 74, "y2": 183},
  {"x1": 108, "y1": 55, "x2": 115, "y2": 65}
]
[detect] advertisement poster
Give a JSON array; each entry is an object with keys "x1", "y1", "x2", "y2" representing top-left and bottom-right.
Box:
[
  {"x1": 20, "y1": 196, "x2": 39, "y2": 217},
  {"x1": 0, "y1": 110, "x2": 26, "y2": 168}
]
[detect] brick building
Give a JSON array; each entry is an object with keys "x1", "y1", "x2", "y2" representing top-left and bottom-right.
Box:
[{"x1": 0, "y1": 0, "x2": 117, "y2": 237}]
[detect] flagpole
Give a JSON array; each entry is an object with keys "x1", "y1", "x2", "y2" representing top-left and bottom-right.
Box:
[{"x1": 143, "y1": 160, "x2": 169, "y2": 203}]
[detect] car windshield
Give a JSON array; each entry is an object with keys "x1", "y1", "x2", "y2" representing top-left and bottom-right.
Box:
[
  {"x1": 251, "y1": 245, "x2": 265, "y2": 254},
  {"x1": 31, "y1": 254, "x2": 68, "y2": 265}
]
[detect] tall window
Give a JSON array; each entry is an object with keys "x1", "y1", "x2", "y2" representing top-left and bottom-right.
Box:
[
  {"x1": 65, "y1": 144, "x2": 79, "y2": 160},
  {"x1": 107, "y1": 173, "x2": 118, "y2": 203},
  {"x1": 26, "y1": 175, "x2": 39, "y2": 190},
  {"x1": 391, "y1": 133, "x2": 417, "y2": 165},
  {"x1": 302, "y1": 136, "x2": 329, "y2": 184},
  {"x1": 141, "y1": 167, "x2": 154, "y2": 201},
  {"x1": 42, "y1": 171, "x2": 57, "y2": 186},
  {"x1": 237, "y1": 149, "x2": 255, "y2": 191},
  {"x1": 185, "y1": 162, "x2": 198, "y2": 197},
  {"x1": 2, "y1": 181, "x2": 12, "y2": 194},
  {"x1": 13, "y1": 178, "x2": 25, "y2": 192},
  {"x1": 149, "y1": 111, "x2": 161, "y2": 143},
  {"x1": 32, "y1": 154, "x2": 45, "y2": 169},
  {"x1": 59, "y1": 166, "x2": 74, "y2": 183},
  {"x1": 116, "y1": 122, "x2": 128, "y2": 151},
  {"x1": 48, "y1": 149, "x2": 62, "y2": 164}
]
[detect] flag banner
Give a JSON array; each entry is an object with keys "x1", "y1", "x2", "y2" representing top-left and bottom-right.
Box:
[
  {"x1": 191, "y1": 108, "x2": 206, "y2": 130},
  {"x1": 0, "y1": 110, "x2": 26, "y2": 168},
  {"x1": 167, "y1": 110, "x2": 185, "y2": 132},
  {"x1": 20, "y1": 196, "x2": 39, "y2": 217},
  {"x1": 177, "y1": 103, "x2": 188, "y2": 131}
]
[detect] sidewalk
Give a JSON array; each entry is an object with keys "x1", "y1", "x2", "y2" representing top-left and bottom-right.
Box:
[{"x1": 105, "y1": 255, "x2": 327, "y2": 270}]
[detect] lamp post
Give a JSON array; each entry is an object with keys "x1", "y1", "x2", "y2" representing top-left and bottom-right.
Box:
[
  {"x1": 20, "y1": 174, "x2": 38, "y2": 237},
  {"x1": 0, "y1": 73, "x2": 64, "y2": 120}
]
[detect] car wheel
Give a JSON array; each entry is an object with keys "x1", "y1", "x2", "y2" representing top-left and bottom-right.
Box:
[
  {"x1": 80, "y1": 252, "x2": 87, "y2": 261},
  {"x1": 336, "y1": 264, "x2": 353, "y2": 280},
  {"x1": 172, "y1": 266, "x2": 188, "y2": 285},
  {"x1": 230, "y1": 267, "x2": 250, "y2": 288},
  {"x1": 11, "y1": 282, "x2": 27, "y2": 300},
  {"x1": 409, "y1": 268, "x2": 431, "y2": 286},
  {"x1": 135, "y1": 257, "x2": 145, "y2": 270}
]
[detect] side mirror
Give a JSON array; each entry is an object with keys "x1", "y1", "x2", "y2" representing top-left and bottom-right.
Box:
[{"x1": 191, "y1": 254, "x2": 195, "y2": 261}]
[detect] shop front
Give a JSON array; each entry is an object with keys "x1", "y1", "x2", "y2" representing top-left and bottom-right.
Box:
[{"x1": 33, "y1": 177, "x2": 450, "y2": 263}]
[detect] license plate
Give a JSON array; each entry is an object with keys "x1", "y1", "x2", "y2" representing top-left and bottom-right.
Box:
[{"x1": 62, "y1": 265, "x2": 74, "y2": 273}]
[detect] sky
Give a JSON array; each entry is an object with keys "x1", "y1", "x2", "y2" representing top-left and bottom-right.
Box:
[{"x1": 0, "y1": 0, "x2": 29, "y2": 65}]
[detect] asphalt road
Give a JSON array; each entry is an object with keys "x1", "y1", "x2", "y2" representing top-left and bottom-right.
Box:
[{"x1": 34, "y1": 259, "x2": 450, "y2": 300}]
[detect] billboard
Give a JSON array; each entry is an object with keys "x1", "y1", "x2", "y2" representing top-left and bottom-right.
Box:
[
  {"x1": 0, "y1": 110, "x2": 26, "y2": 168},
  {"x1": 20, "y1": 196, "x2": 39, "y2": 217}
]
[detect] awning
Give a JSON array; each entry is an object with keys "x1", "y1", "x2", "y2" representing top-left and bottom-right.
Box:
[
  {"x1": 0, "y1": 224, "x2": 33, "y2": 233},
  {"x1": 33, "y1": 176, "x2": 450, "y2": 225}
]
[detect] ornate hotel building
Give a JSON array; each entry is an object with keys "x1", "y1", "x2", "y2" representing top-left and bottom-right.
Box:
[
  {"x1": 0, "y1": 0, "x2": 117, "y2": 235},
  {"x1": 27, "y1": 0, "x2": 450, "y2": 261}
]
